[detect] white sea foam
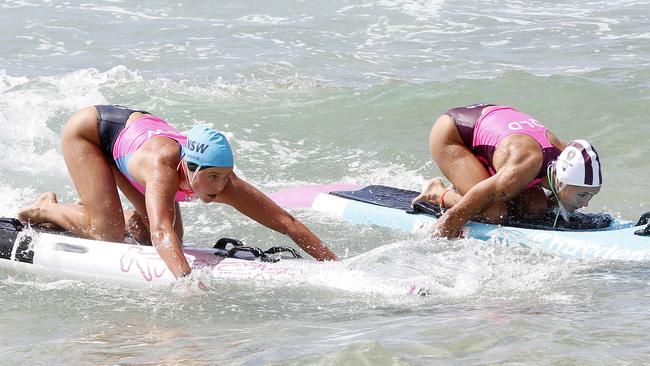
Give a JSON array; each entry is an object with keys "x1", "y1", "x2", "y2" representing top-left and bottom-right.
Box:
[
  {"x1": 0, "y1": 67, "x2": 143, "y2": 178},
  {"x1": 78, "y1": 4, "x2": 167, "y2": 20},
  {"x1": 481, "y1": 40, "x2": 511, "y2": 47},
  {"x1": 0, "y1": 184, "x2": 36, "y2": 217},
  {"x1": 2, "y1": 275, "x2": 80, "y2": 290},
  {"x1": 0, "y1": 70, "x2": 29, "y2": 93},
  {"x1": 377, "y1": 0, "x2": 444, "y2": 21},
  {"x1": 601, "y1": 32, "x2": 650, "y2": 40},
  {"x1": 291, "y1": 238, "x2": 577, "y2": 301},
  {"x1": 0, "y1": 0, "x2": 38, "y2": 9},
  {"x1": 237, "y1": 14, "x2": 290, "y2": 25}
]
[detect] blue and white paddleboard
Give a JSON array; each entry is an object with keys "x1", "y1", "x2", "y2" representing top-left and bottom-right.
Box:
[{"x1": 271, "y1": 184, "x2": 650, "y2": 261}]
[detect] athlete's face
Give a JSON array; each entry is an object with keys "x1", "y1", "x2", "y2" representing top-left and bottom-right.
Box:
[
  {"x1": 190, "y1": 167, "x2": 234, "y2": 202},
  {"x1": 558, "y1": 185, "x2": 600, "y2": 212}
]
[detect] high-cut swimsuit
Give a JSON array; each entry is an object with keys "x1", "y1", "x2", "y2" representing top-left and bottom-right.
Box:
[
  {"x1": 95, "y1": 105, "x2": 193, "y2": 201},
  {"x1": 445, "y1": 104, "x2": 561, "y2": 187}
]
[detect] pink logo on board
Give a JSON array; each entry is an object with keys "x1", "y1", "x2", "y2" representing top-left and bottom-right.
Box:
[{"x1": 120, "y1": 246, "x2": 168, "y2": 281}]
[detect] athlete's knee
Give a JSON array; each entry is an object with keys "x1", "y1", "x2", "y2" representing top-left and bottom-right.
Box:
[
  {"x1": 478, "y1": 202, "x2": 508, "y2": 224},
  {"x1": 89, "y1": 218, "x2": 126, "y2": 243},
  {"x1": 92, "y1": 229, "x2": 125, "y2": 243}
]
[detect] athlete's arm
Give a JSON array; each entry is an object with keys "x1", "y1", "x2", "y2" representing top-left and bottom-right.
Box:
[
  {"x1": 143, "y1": 163, "x2": 191, "y2": 278},
  {"x1": 217, "y1": 174, "x2": 339, "y2": 261},
  {"x1": 434, "y1": 161, "x2": 537, "y2": 238},
  {"x1": 112, "y1": 165, "x2": 184, "y2": 245}
]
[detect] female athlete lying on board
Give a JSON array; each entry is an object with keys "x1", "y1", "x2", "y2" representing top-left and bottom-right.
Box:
[
  {"x1": 18, "y1": 105, "x2": 338, "y2": 278},
  {"x1": 412, "y1": 104, "x2": 603, "y2": 238}
]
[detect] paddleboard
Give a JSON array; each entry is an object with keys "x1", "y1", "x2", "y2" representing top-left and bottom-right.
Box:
[
  {"x1": 0, "y1": 218, "x2": 303, "y2": 287},
  {"x1": 271, "y1": 184, "x2": 650, "y2": 261}
]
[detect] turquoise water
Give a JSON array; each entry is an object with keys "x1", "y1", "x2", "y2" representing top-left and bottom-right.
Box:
[{"x1": 1, "y1": 1, "x2": 650, "y2": 364}]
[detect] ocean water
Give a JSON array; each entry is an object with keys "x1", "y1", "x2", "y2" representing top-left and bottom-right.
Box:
[{"x1": 1, "y1": 0, "x2": 650, "y2": 364}]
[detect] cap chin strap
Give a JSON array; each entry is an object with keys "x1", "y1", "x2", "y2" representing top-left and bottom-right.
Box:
[
  {"x1": 547, "y1": 163, "x2": 569, "y2": 227},
  {"x1": 178, "y1": 158, "x2": 200, "y2": 187},
  {"x1": 188, "y1": 164, "x2": 200, "y2": 185}
]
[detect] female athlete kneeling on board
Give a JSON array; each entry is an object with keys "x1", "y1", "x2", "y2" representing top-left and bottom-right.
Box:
[
  {"x1": 412, "y1": 103, "x2": 603, "y2": 238},
  {"x1": 18, "y1": 105, "x2": 338, "y2": 278}
]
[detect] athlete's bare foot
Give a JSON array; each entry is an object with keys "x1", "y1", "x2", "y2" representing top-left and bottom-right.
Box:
[
  {"x1": 411, "y1": 177, "x2": 447, "y2": 206},
  {"x1": 17, "y1": 192, "x2": 58, "y2": 224}
]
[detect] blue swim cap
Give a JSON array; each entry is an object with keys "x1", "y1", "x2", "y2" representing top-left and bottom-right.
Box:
[{"x1": 184, "y1": 126, "x2": 234, "y2": 169}]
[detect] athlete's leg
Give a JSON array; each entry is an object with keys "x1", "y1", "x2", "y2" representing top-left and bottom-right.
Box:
[
  {"x1": 17, "y1": 192, "x2": 61, "y2": 227},
  {"x1": 113, "y1": 165, "x2": 184, "y2": 244},
  {"x1": 419, "y1": 114, "x2": 507, "y2": 224},
  {"x1": 18, "y1": 107, "x2": 126, "y2": 241},
  {"x1": 121, "y1": 204, "x2": 183, "y2": 245}
]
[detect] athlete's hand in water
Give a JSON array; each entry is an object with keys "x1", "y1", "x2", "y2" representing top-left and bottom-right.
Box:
[
  {"x1": 175, "y1": 277, "x2": 209, "y2": 296},
  {"x1": 430, "y1": 214, "x2": 462, "y2": 238},
  {"x1": 178, "y1": 271, "x2": 209, "y2": 293}
]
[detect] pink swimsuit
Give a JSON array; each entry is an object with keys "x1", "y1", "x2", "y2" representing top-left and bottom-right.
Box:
[
  {"x1": 447, "y1": 105, "x2": 561, "y2": 187},
  {"x1": 113, "y1": 115, "x2": 194, "y2": 202}
]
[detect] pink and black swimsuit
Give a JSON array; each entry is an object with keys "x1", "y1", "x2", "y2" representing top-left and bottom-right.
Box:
[
  {"x1": 445, "y1": 104, "x2": 561, "y2": 187},
  {"x1": 95, "y1": 105, "x2": 194, "y2": 202}
]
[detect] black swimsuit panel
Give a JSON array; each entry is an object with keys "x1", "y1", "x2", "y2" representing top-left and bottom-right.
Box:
[
  {"x1": 444, "y1": 103, "x2": 495, "y2": 147},
  {"x1": 95, "y1": 105, "x2": 149, "y2": 159}
]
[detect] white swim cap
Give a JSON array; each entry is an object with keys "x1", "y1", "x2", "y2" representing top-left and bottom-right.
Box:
[{"x1": 556, "y1": 139, "x2": 602, "y2": 189}]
